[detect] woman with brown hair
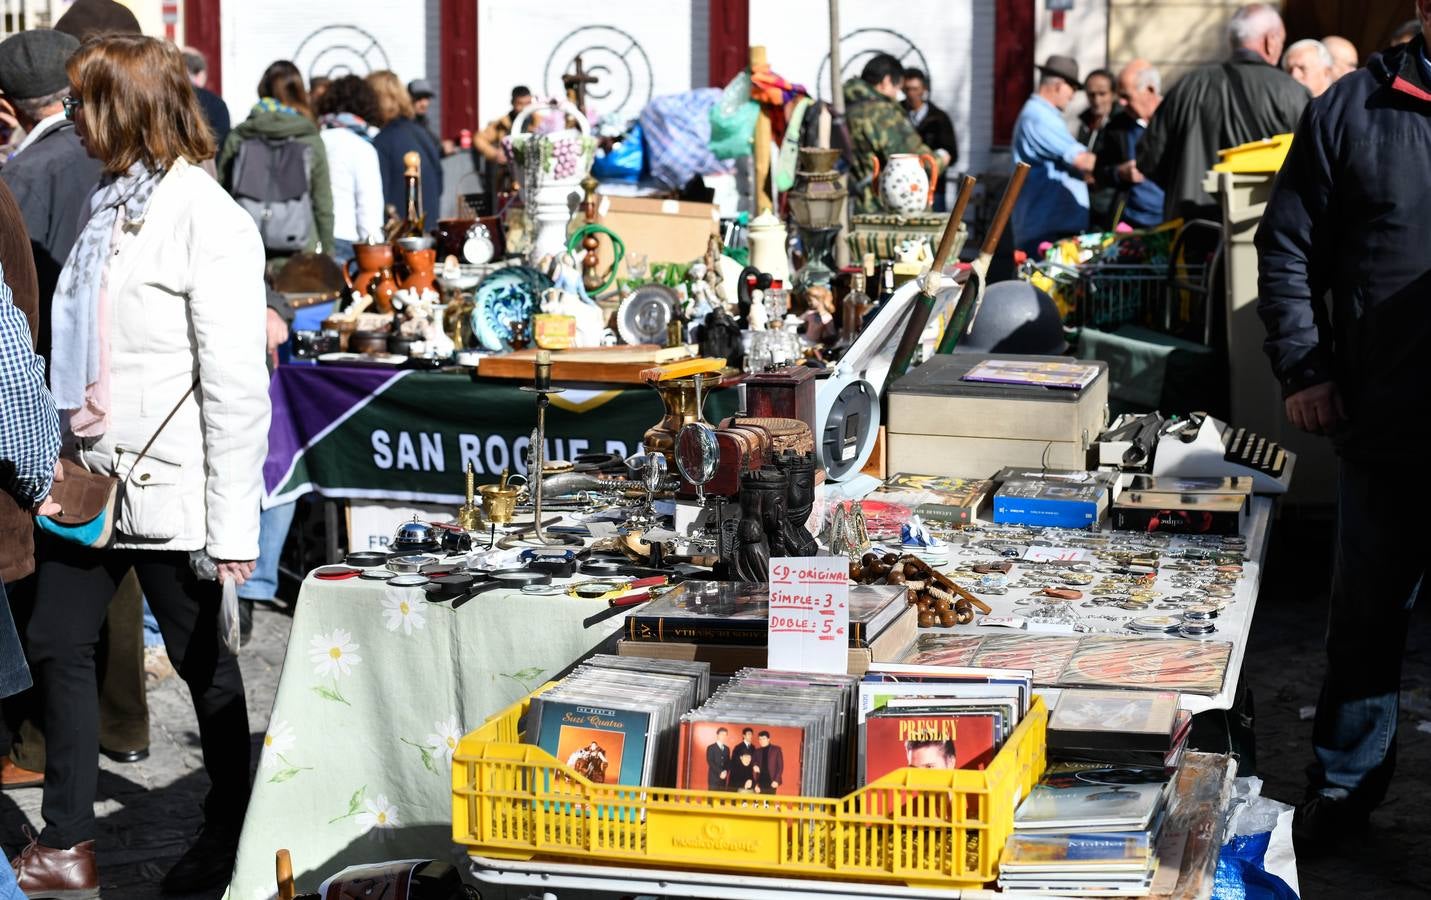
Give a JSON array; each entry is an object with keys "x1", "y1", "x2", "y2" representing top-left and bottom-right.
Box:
[
  {"x1": 367, "y1": 69, "x2": 442, "y2": 224},
  {"x1": 10, "y1": 35, "x2": 269, "y2": 899},
  {"x1": 218, "y1": 59, "x2": 334, "y2": 257}
]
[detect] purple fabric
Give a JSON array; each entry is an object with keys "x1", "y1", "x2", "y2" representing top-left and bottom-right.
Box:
[{"x1": 264, "y1": 365, "x2": 404, "y2": 494}]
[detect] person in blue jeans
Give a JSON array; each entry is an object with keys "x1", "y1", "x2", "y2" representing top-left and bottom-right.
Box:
[
  {"x1": 235, "y1": 501, "x2": 297, "y2": 643},
  {"x1": 1254, "y1": 23, "x2": 1431, "y2": 850}
]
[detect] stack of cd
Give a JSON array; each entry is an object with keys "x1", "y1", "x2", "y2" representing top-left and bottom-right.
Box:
[
  {"x1": 526, "y1": 656, "x2": 710, "y2": 788},
  {"x1": 677, "y1": 669, "x2": 860, "y2": 797}
]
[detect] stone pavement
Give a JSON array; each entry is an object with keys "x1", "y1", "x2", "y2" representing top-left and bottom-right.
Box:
[{"x1": 0, "y1": 604, "x2": 292, "y2": 900}]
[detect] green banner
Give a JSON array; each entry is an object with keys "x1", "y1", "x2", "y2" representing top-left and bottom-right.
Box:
[{"x1": 269, "y1": 369, "x2": 736, "y2": 505}]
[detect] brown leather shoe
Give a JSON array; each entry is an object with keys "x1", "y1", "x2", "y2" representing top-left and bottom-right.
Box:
[
  {"x1": 0, "y1": 757, "x2": 43, "y2": 790},
  {"x1": 10, "y1": 832, "x2": 99, "y2": 900}
]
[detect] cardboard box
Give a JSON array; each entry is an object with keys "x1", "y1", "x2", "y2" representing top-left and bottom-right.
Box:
[{"x1": 595, "y1": 195, "x2": 720, "y2": 276}]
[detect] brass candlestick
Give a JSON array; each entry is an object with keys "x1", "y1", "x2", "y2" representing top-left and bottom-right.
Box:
[
  {"x1": 456, "y1": 462, "x2": 483, "y2": 531},
  {"x1": 519, "y1": 350, "x2": 567, "y2": 546}
]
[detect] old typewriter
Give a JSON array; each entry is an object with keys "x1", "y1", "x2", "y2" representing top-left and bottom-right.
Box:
[{"x1": 1150, "y1": 413, "x2": 1294, "y2": 493}]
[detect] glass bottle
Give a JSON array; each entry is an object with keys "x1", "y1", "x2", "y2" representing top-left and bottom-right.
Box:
[{"x1": 400, "y1": 151, "x2": 424, "y2": 238}]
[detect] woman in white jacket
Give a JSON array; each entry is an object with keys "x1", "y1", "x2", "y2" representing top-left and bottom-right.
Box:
[{"x1": 12, "y1": 36, "x2": 269, "y2": 899}]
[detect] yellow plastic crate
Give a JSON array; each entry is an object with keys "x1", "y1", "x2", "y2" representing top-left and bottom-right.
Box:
[
  {"x1": 1212, "y1": 133, "x2": 1293, "y2": 173},
  {"x1": 452, "y1": 684, "x2": 1047, "y2": 889}
]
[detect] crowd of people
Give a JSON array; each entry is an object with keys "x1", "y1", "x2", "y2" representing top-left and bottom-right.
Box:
[
  {"x1": 0, "y1": 0, "x2": 462, "y2": 894},
  {"x1": 1007, "y1": 2, "x2": 1384, "y2": 254}
]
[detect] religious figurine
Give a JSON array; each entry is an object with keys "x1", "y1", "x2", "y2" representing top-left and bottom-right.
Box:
[
  {"x1": 542, "y1": 252, "x2": 607, "y2": 346},
  {"x1": 703, "y1": 234, "x2": 728, "y2": 309},
  {"x1": 684, "y1": 260, "x2": 720, "y2": 321}
]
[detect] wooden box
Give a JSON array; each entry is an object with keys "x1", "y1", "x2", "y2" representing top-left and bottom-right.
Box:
[{"x1": 886, "y1": 353, "x2": 1109, "y2": 480}]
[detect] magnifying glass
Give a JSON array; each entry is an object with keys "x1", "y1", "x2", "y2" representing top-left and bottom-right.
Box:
[{"x1": 452, "y1": 569, "x2": 553, "y2": 609}]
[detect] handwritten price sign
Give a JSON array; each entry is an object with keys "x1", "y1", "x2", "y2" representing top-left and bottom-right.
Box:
[{"x1": 767, "y1": 556, "x2": 849, "y2": 674}]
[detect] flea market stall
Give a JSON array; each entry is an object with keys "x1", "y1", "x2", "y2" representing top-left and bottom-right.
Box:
[{"x1": 236, "y1": 41, "x2": 1299, "y2": 900}]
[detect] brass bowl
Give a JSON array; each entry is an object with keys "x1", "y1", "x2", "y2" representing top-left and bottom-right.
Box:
[{"x1": 479, "y1": 485, "x2": 520, "y2": 524}]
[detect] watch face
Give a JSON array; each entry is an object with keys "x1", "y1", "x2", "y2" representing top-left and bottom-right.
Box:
[{"x1": 463, "y1": 223, "x2": 494, "y2": 264}]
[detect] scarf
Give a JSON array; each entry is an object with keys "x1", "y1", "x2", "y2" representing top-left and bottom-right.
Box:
[
  {"x1": 320, "y1": 111, "x2": 371, "y2": 139},
  {"x1": 253, "y1": 97, "x2": 301, "y2": 117},
  {"x1": 50, "y1": 163, "x2": 164, "y2": 418}
]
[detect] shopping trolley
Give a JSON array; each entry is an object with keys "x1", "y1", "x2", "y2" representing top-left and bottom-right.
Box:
[{"x1": 1024, "y1": 220, "x2": 1221, "y2": 344}]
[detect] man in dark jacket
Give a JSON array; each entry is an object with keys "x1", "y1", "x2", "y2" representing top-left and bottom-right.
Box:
[
  {"x1": 1132, "y1": 3, "x2": 1307, "y2": 221},
  {"x1": 0, "y1": 28, "x2": 103, "y2": 362},
  {"x1": 1091, "y1": 60, "x2": 1166, "y2": 230},
  {"x1": 183, "y1": 46, "x2": 231, "y2": 148},
  {"x1": 902, "y1": 68, "x2": 957, "y2": 211},
  {"x1": 1254, "y1": 17, "x2": 1431, "y2": 850},
  {"x1": 844, "y1": 53, "x2": 934, "y2": 213}
]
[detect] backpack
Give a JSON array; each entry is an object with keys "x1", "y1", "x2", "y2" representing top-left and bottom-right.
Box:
[{"x1": 230, "y1": 136, "x2": 314, "y2": 254}]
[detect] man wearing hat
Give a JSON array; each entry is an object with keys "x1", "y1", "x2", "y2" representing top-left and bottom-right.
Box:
[
  {"x1": 1010, "y1": 55, "x2": 1097, "y2": 254},
  {"x1": 409, "y1": 78, "x2": 445, "y2": 151},
  {"x1": 0, "y1": 29, "x2": 102, "y2": 364}
]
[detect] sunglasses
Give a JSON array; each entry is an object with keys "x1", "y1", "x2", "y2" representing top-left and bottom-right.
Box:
[{"x1": 62, "y1": 96, "x2": 82, "y2": 119}]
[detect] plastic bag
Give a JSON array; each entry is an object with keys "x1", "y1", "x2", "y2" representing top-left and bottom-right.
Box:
[
  {"x1": 709, "y1": 71, "x2": 759, "y2": 160},
  {"x1": 1212, "y1": 777, "x2": 1300, "y2": 900},
  {"x1": 592, "y1": 123, "x2": 644, "y2": 181},
  {"x1": 219, "y1": 577, "x2": 241, "y2": 656},
  {"x1": 192, "y1": 550, "x2": 241, "y2": 656}
]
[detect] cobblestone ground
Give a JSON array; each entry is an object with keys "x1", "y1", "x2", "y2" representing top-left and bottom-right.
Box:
[
  {"x1": 2, "y1": 513, "x2": 1428, "y2": 899},
  {"x1": 0, "y1": 604, "x2": 291, "y2": 900}
]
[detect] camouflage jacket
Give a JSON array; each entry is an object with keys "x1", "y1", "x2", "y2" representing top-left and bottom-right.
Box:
[{"x1": 843, "y1": 78, "x2": 934, "y2": 213}]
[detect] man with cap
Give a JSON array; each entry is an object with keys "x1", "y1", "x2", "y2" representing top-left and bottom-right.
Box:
[
  {"x1": 0, "y1": 29, "x2": 103, "y2": 363},
  {"x1": 1010, "y1": 55, "x2": 1097, "y2": 254},
  {"x1": 409, "y1": 78, "x2": 446, "y2": 153}
]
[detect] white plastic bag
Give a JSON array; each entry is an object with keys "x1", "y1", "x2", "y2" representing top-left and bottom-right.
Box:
[{"x1": 219, "y1": 576, "x2": 241, "y2": 657}]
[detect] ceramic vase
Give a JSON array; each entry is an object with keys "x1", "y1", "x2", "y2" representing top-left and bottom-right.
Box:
[
  {"x1": 509, "y1": 99, "x2": 596, "y2": 262},
  {"x1": 874, "y1": 153, "x2": 938, "y2": 215}
]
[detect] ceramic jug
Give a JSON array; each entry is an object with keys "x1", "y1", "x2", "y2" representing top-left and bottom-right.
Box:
[
  {"x1": 369, "y1": 268, "x2": 398, "y2": 313},
  {"x1": 400, "y1": 248, "x2": 437, "y2": 294},
  {"x1": 345, "y1": 242, "x2": 395, "y2": 297},
  {"x1": 746, "y1": 210, "x2": 790, "y2": 282},
  {"x1": 872, "y1": 153, "x2": 938, "y2": 215}
]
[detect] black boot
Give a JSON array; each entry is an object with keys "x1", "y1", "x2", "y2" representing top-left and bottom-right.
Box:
[{"x1": 162, "y1": 820, "x2": 241, "y2": 894}]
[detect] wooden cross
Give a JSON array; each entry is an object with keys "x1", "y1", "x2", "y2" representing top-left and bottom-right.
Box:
[{"x1": 562, "y1": 55, "x2": 599, "y2": 112}]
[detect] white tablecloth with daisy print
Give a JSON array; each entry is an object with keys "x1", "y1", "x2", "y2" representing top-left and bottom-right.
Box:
[{"x1": 225, "y1": 575, "x2": 624, "y2": 900}]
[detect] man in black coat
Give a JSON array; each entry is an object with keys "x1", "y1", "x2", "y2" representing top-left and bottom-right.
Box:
[
  {"x1": 1132, "y1": 2, "x2": 1307, "y2": 221},
  {"x1": 753, "y1": 730, "x2": 784, "y2": 793},
  {"x1": 0, "y1": 29, "x2": 103, "y2": 363},
  {"x1": 705, "y1": 727, "x2": 731, "y2": 790},
  {"x1": 1255, "y1": 11, "x2": 1431, "y2": 851},
  {"x1": 901, "y1": 68, "x2": 957, "y2": 211}
]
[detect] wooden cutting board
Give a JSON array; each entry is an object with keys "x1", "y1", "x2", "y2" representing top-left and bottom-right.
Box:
[{"x1": 477, "y1": 345, "x2": 697, "y2": 384}]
